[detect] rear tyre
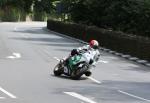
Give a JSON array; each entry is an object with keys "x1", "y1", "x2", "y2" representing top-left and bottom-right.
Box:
[{"x1": 71, "y1": 69, "x2": 82, "y2": 80}]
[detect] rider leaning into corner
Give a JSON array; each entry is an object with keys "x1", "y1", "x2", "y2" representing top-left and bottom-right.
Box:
[{"x1": 63, "y1": 39, "x2": 100, "y2": 76}]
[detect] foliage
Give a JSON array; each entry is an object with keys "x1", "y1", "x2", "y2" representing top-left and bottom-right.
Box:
[
  {"x1": 0, "y1": 7, "x2": 21, "y2": 21},
  {"x1": 59, "y1": 0, "x2": 150, "y2": 37},
  {"x1": 0, "y1": 0, "x2": 33, "y2": 13},
  {"x1": 34, "y1": 0, "x2": 53, "y2": 13},
  {"x1": 33, "y1": 0, "x2": 54, "y2": 21},
  {"x1": 0, "y1": 0, "x2": 55, "y2": 21}
]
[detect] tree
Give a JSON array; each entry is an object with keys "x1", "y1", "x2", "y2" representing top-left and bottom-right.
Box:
[
  {"x1": 33, "y1": 0, "x2": 54, "y2": 21},
  {"x1": 0, "y1": 0, "x2": 34, "y2": 13},
  {"x1": 67, "y1": 0, "x2": 150, "y2": 37}
]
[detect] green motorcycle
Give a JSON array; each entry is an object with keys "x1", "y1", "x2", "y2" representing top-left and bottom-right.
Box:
[{"x1": 53, "y1": 52, "x2": 92, "y2": 80}]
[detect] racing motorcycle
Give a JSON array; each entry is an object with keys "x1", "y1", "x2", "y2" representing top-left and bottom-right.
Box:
[{"x1": 53, "y1": 49, "x2": 95, "y2": 80}]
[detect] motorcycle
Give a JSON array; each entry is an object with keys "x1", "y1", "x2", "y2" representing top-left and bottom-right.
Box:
[{"x1": 53, "y1": 49, "x2": 95, "y2": 80}]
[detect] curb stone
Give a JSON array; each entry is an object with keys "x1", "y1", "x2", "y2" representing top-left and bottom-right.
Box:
[
  {"x1": 114, "y1": 53, "x2": 123, "y2": 56},
  {"x1": 45, "y1": 28, "x2": 150, "y2": 67},
  {"x1": 136, "y1": 60, "x2": 148, "y2": 64},
  {"x1": 128, "y1": 57, "x2": 139, "y2": 61},
  {"x1": 121, "y1": 55, "x2": 131, "y2": 58},
  {"x1": 145, "y1": 63, "x2": 150, "y2": 67},
  {"x1": 108, "y1": 51, "x2": 116, "y2": 54}
]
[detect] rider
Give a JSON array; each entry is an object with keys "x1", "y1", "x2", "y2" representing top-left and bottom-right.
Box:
[
  {"x1": 63, "y1": 40, "x2": 100, "y2": 75},
  {"x1": 71, "y1": 40, "x2": 100, "y2": 64}
]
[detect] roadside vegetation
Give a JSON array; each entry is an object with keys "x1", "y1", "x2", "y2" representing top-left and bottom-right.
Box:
[
  {"x1": 0, "y1": 0, "x2": 53, "y2": 21},
  {"x1": 58, "y1": 0, "x2": 150, "y2": 38},
  {"x1": 0, "y1": 0, "x2": 150, "y2": 38}
]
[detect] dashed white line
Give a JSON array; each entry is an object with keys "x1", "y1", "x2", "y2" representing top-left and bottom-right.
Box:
[
  {"x1": 53, "y1": 57, "x2": 60, "y2": 61},
  {"x1": 13, "y1": 53, "x2": 21, "y2": 58},
  {"x1": 118, "y1": 90, "x2": 150, "y2": 102},
  {"x1": 87, "y1": 77, "x2": 101, "y2": 84},
  {"x1": 98, "y1": 60, "x2": 108, "y2": 63},
  {"x1": 7, "y1": 56, "x2": 16, "y2": 59},
  {"x1": 64, "y1": 92, "x2": 97, "y2": 103},
  {"x1": 0, "y1": 87, "x2": 17, "y2": 99},
  {"x1": 6, "y1": 53, "x2": 21, "y2": 59}
]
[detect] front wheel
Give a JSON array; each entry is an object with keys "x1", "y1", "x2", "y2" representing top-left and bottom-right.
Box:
[{"x1": 53, "y1": 63, "x2": 63, "y2": 76}]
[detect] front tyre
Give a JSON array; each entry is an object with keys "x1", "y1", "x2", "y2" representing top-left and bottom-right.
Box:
[{"x1": 53, "y1": 64, "x2": 63, "y2": 76}]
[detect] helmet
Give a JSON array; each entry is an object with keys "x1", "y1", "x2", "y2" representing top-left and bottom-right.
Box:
[{"x1": 89, "y1": 40, "x2": 99, "y2": 49}]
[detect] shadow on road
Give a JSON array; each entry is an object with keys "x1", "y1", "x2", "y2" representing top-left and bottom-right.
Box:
[
  {"x1": 11, "y1": 27, "x2": 82, "y2": 52},
  {"x1": 14, "y1": 27, "x2": 50, "y2": 35},
  {"x1": 50, "y1": 74, "x2": 88, "y2": 81}
]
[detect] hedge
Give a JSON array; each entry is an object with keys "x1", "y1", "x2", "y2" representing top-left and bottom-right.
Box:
[
  {"x1": 0, "y1": 7, "x2": 26, "y2": 21},
  {"x1": 47, "y1": 20, "x2": 150, "y2": 62}
]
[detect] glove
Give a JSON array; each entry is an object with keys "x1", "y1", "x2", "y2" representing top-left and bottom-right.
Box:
[{"x1": 71, "y1": 49, "x2": 79, "y2": 56}]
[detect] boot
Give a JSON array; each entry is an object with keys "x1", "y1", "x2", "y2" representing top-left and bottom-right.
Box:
[{"x1": 84, "y1": 71, "x2": 92, "y2": 76}]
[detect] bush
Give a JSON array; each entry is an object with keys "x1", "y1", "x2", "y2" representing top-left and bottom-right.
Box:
[
  {"x1": 0, "y1": 6, "x2": 24, "y2": 22},
  {"x1": 33, "y1": 12, "x2": 47, "y2": 21},
  {"x1": 63, "y1": 0, "x2": 150, "y2": 38},
  {"x1": 0, "y1": 9, "x2": 3, "y2": 21}
]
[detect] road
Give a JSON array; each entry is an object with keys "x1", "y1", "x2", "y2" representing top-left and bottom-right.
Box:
[{"x1": 0, "y1": 22, "x2": 150, "y2": 103}]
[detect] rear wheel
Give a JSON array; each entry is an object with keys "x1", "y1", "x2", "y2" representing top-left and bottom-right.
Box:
[{"x1": 71, "y1": 69, "x2": 82, "y2": 80}]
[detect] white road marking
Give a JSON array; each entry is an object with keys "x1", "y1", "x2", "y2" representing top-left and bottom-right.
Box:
[
  {"x1": 0, "y1": 97, "x2": 5, "y2": 99},
  {"x1": 118, "y1": 90, "x2": 150, "y2": 102},
  {"x1": 64, "y1": 92, "x2": 97, "y2": 103},
  {"x1": 13, "y1": 53, "x2": 21, "y2": 58},
  {"x1": 88, "y1": 77, "x2": 101, "y2": 84},
  {"x1": 53, "y1": 57, "x2": 60, "y2": 61},
  {"x1": 14, "y1": 27, "x2": 24, "y2": 32},
  {"x1": 7, "y1": 56, "x2": 16, "y2": 59},
  {"x1": 0, "y1": 87, "x2": 17, "y2": 99},
  {"x1": 6, "y1": 53, "x2": 21, "y2": 59},
  {"x1": 98, "y1": 60, "x2": 108, "y2": 63}
]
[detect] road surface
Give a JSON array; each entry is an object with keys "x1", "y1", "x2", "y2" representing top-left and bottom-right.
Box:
[{"x1": 0, "y1": 22, "x2": 150, "y2": 103}]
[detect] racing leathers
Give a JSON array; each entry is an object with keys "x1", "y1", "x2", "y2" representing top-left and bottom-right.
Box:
[
  {"x1": 66, "y1": 45, "x2": 100, "y2": 66},
  {"x1": 75, "y1": 45, "x2": 100, "y2": 66}
]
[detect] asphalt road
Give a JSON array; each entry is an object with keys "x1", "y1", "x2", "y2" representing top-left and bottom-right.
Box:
[{"x1": 0, "y1": 22, "x2": 150, "y2": 103}]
